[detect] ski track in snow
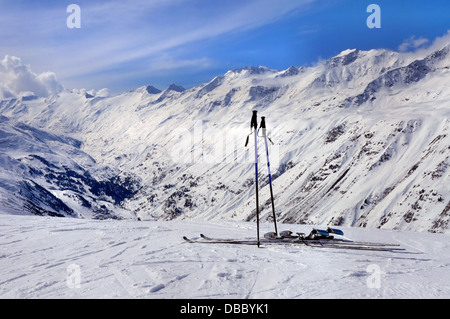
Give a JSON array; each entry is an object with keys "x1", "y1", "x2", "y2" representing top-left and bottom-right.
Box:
[{"x1": 0, "y1": 214, "x2": 449, "y2": 299}]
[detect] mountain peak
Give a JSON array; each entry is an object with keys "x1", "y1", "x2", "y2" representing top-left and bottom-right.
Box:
[
  {"x1": 135, "y1": 85, "x2": 161, "y2": 95},
  {"x1": 337, "y1": 48, "x2": 359, "y2": 57},
  {"x1": 145, "y1": 85, "x2": 162, "y2": 94},
  {"x1": 166, "y1": 83, "x2": 185, "y2": 93},
  {"x1": 229, "y1": 65, "x2": 275, "y2": 75},
  {"x1": 328, "y1": 49, "x2": 360, "y2": 67},
  {"x1": 277, "y1": 66, "x2": 304, "y2": 77},
  {"x1": 424, "y1": 43, "x2": 450, "y2": 65}
]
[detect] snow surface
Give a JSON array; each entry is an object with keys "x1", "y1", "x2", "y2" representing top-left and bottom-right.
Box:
[{"x1": 1, "y1": 213, "x2": 449, "y2": 299}]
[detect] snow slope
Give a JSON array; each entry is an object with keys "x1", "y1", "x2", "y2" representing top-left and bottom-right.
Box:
[
  {"x1": 0, "y1": 214, "x2": 448, "y2": 299},
  {"x1": 0, "y1": 116, "x2": 138, "y2": 219},
  {"x1": 0, "y1": 43, "x2": 449, "y2": 233}
]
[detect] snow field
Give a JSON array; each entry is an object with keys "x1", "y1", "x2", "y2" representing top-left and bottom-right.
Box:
[{"x1": 1, "y1": 214, "x2": 449, "y2": 299}]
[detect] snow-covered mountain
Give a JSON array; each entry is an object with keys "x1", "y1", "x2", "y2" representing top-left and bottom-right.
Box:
[
  {"x1": 0, "y1": 116, "x2": 139, "y2": 219},
  {"x1": 0, "y1": 44, "x2": 449, "y2": 233}
]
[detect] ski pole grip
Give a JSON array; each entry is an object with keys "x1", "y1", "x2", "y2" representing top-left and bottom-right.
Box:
[
  {"x1": 260, "y1": 116, "x2": 266, "y2": 137},
  {"x1": 251, "y1": 110, "x2": 258, "y2": 130}
]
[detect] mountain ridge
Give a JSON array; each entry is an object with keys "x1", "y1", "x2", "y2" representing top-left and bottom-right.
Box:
[{"x1": 0, "y1": 44, "x2": 449, "y2": 233}]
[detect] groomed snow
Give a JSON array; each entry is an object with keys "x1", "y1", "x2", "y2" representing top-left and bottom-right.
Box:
[{"x1": 1, "y1": 214, "x2": 449, "y2": 299}]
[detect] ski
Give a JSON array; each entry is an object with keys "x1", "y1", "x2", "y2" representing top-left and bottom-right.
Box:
[
  {"x1": 325, "y1": 227, "x2": 344, "y2": 236},
  {"x1": 277, "y1": 229, "x2": 400, "y2": 247},
  {"x1": 184, "y1": 236, "x2": 259, "y2": 246},
  {"x1": 184, "y1": 236, "x2": 404, "y2": 252},
  {"x1": 200, "y1": 233, "x2": 254, "y2": 242},
  {"x1": 199, "y1": 232, "x2": 401, "y2": 248}
]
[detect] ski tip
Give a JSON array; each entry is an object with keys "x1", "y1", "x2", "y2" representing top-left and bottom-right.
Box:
[
  {"x1": 200, "y1": 234, "x2": 216, "y2": 240},
  {"x1": 313, "y1": 228, "x2": 330, "y2": 237},
  {"x1": 183, "y1": 236, "x2": 191, "y2": 242},
  {"x1": 327, "y1": 227, "x2": 344, "y2": 236},
  {"x1": 264, "y1": 231, "x2": 278, "y2": 239}
]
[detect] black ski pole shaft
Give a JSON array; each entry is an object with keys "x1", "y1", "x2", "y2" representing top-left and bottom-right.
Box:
[
  {"x1": 260, "y1": 117, "x2": 278, "y2": 235},
  {"x1": 250, "y1": 110, "x2": 260, "y2": 247}
]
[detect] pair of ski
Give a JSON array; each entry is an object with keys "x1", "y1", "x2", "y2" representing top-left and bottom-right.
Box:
[{"x1": 183, "y1": 232, "x2": 403, "y2": 252}]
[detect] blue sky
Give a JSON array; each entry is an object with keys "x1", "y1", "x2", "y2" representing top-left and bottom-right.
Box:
[{"x1": 1, "y1": 0, "x2": 449, "y2": 92}]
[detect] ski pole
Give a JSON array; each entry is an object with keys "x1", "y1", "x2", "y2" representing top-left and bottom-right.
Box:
[
  {"x1": 259, "y1": 116, "x2": 278, "y2": 236},
  {"x1": 247, "y1": 110, "x2": 260, "y2": 247}
]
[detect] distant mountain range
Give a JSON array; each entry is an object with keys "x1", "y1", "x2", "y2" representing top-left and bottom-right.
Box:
[{"x1": 0, "y1": 44, "x2": 449, "y2": 233}]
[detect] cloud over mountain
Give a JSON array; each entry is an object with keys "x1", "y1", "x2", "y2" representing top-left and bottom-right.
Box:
[{"x1": 0, "y1": 55, "x2": 63, "y2": 99}]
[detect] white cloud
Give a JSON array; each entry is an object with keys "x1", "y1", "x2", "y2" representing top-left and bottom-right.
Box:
[
  {"x1": 96, "y1": 88, "x2": 110, "y2": 97},
  {"x1": 398, "y1": 30, "x2": 450, "y2": 60},
  {"x1": 426, "y1": 30, "x2": 450, "y2": 52},
  {"x1": 71, "y1": 87, "x2": 110, "y2": 98},
  {"x1": 0, "y1": 0, "x2": 315, "y2": 90},
  {"x1": 0, "y1": 55, "x2": 63, "y2": 99},
  {"x1": 398, "y1": 36, "x2": 430, "y2": 52}
]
